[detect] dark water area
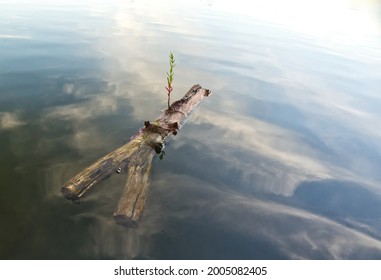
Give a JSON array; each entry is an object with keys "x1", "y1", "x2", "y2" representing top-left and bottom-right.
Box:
[{"x1": 1, "y1": 0, "x2": 381, "y2": 259}]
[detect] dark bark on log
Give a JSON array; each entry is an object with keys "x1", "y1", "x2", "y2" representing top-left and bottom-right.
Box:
[{"x1": 61, "y1": 84, "x2": 211, "y2": 225}]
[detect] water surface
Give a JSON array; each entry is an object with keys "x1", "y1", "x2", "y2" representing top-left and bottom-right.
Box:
[{"x1": 1, "y1": 0, "x2": 381, "y2": 259}]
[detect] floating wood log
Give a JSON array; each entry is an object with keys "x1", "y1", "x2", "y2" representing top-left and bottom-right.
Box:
[
  {"x1": 113, "y1": 145, "x2": 155, "y2": 227},
  {"x1": 61, "y1": 84, "x2": 211, "y2": 226}
]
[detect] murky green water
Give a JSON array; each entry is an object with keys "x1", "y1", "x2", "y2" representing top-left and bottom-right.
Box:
[{"x1": 1, "y1": 0, "x2": 381, "y2": 259}]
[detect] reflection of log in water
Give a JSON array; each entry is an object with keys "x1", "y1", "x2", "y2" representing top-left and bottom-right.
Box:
[{"x1": 61, "y1": 84, "x2": 211, "y2": 226}]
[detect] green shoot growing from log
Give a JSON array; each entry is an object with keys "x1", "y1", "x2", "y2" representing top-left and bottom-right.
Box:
[{"x1": 165, "y1": 52, "x2": 176, "y2": 109}]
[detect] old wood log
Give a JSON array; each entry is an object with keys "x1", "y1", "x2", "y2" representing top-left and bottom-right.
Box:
[
  {"x1": 113, "y1": 145, "x2": 155, "y2": 226},
  {"x1": 61, "y1": 84, "x2": 211, "y2": 225},
  {"x1": 61, "y1": 138, "x2": 142, "y2": 200},
  {"x1": 113, "y1": 85, "x2": 211, "y2": 226}
]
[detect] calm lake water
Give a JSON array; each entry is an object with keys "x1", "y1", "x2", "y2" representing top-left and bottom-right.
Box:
[{"x1": 1, "y1": 0, "x2": 381, "y2": 259}]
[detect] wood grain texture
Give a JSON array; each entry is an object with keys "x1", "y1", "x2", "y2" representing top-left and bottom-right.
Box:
[{"x1": 61, "y1": 84, "x2": 211, "y2": 226}]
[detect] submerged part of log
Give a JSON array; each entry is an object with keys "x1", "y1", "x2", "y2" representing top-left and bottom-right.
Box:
[
  {"x1": 113, "y1": 146, "x2": 155, "y2": 227},
  {"x1": 61, "y1": 84, "x2": 211, "y2": 225}
]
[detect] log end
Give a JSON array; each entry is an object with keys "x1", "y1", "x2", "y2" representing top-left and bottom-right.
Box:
[
  {"x1": 113, "y1": 213, "x2": 139, "y2": 228},
  {"x1": 61, "y1": 184, "x2": 80, "y2": 201}
]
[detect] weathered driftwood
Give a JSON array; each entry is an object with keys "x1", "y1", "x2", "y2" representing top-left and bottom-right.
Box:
[
  {"x1": 113, "y1": 146, "x2": 155, "y2": 226},
  {"x1": 61, "y1": 138, "x2": 142, "y2": 200},
  {"x1": 113, "y1": 85, "x2": 211, "y2": 226},
  {"x1": 61, "y1": 84, "x2": 211, "y2": 226},
  {"x1": 61, "y1": 84, "x2": 210, "y2": 199}
]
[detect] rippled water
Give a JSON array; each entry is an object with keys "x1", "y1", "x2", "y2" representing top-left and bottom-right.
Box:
[{"x1": 1, "y1": 0, "x2": 381, "y2": 259}]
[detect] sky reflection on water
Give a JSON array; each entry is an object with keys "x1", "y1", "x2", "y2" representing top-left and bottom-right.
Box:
[{"x1": 1, "y1": 0, "x2": 381, "y2": 259}]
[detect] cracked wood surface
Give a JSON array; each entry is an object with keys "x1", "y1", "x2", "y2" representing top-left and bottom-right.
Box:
[{"x1": 61, "y1": 84, "x2": 211, "y2": 226}]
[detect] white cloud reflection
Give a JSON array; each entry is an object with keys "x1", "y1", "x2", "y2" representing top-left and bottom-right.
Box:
[
  {"x1": 0, "y1": 34, "x2": 31, "y2": 39},
  {"x1": 143, "y1": 173, "x2": 381, "y2": 259},
  {"x1": 182, "y1": 110, "x2": 333, "y2": 195},
  {"x1": 211, "y1": 0, "x2": 381, "y2": 49},
  {"x1": 0, "y1": 111, "x2": 25, "y2": 130}
]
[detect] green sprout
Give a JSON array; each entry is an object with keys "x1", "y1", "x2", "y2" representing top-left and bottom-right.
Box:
[{"x1": 165, "y1": 52, "x2": 175, "y2": 109}]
